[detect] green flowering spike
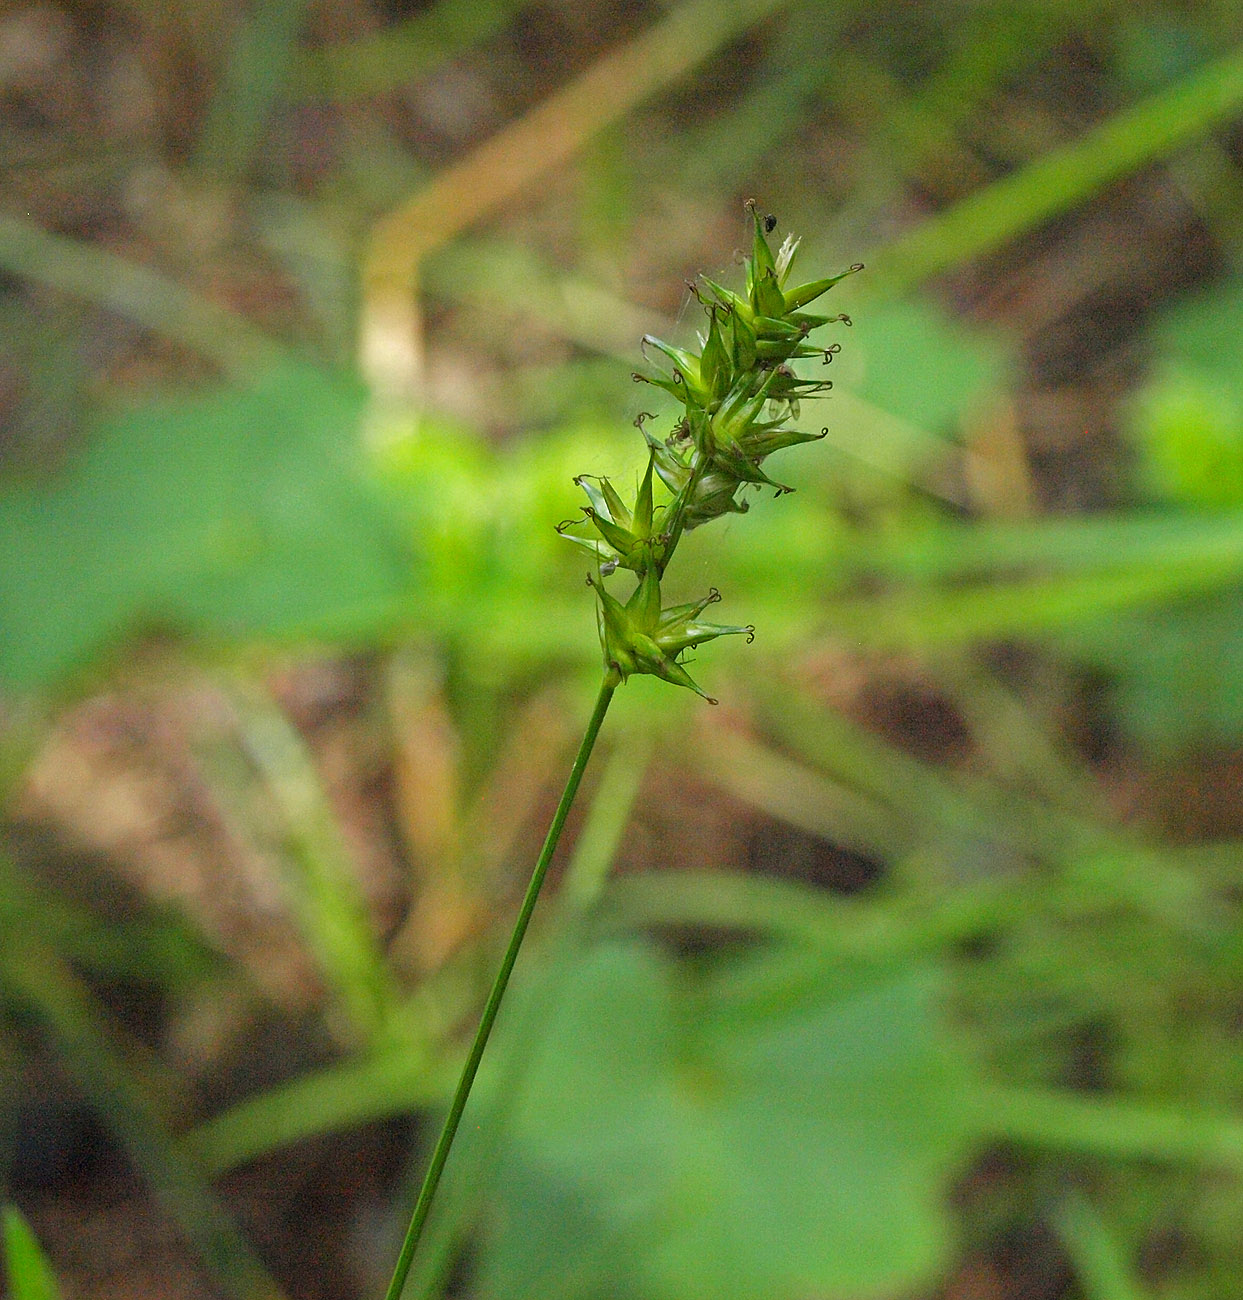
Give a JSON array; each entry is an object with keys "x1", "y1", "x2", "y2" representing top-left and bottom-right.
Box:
[
  {"x1": 787, "y1": 311, "x2": 837, "y2": 330},
  {"x1": 656, "y1": 586, "x2": 726, "y2": 630},
  {"x1": 600, "y1": 477, "x2": 631, "y2": 528},
  {"x1": 703, "y1": 394, "x2": 794, "y2": 493},
  {"x1": 699, "y1": 276, "x2": 752, "y2": 323},
  {"x1": 561, "y1": 453, "x2": 666, "y2": 575},
  {"x1": 588, "y1": 573, "x2": 640, "y2": 682},
  {"x1": 572, "y1": 474, "x2": 628, "y2": 529},
  {"x1": 640, "y1": 426, "x2": 691, "y2": 494},
  {"x1": 766, "y1": 361, "x2": 835, "y2": 404},
  {"x1": 634, "y1": 634, "x2": 716, "y2": 702},
  {"x1": 753, "y1": 314, "x2": 805, "y2": 340},
  {"x1": 641, "y1": 334, "x2": 700, "y2": 378},
  {"x1": 632, "y1": 369, "x2": 687, "y2": 402},
  {"x1": 717, "y1": 446, "x2": 792, "y2": 495},
  {"x1": 562, "y1": 202, "x2": 859, "y2": 703},
  {"x1": 584, "y1": 506, "x2": 638, "y2": 558},
  {"x1": 632, "y1": 450, "x2": 655, "y2": 539},
  {"x1": 627, "y1": 558, "x2": 662, "y2": 629},
  {"x1": 756, "y1": 339, "x2": 841, "y2": 365},
  {"x1": 711, "y1": 368, "x2": 780, "y2": 445},
  {"x1": 743, "y1": 203, "x2": 787, "y2": 319},
  {"x1": 741, "y1": 423, "x2": 827, "y2": 460},
  {"x1": 660, "y1": 618, "x2": 753, "y2": 658},
  {"x1": 684, "y1": 471, "x2": 749, "y2": 530},
  {"x1": 638, "y1": 335, "x2": 711, "y2": 409},
  {"x1": 555, "y1": 520, "x2": 622, "y2": 570}
]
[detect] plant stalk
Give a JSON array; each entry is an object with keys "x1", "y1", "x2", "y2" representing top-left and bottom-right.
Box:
[{"x1": 383, "y1": 677, "x2": 616, "y2": 1300}]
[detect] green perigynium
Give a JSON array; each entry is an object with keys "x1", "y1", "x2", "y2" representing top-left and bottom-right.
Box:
[{"x1": 558, "y1": 201, "x2": 861, "y2": 702}]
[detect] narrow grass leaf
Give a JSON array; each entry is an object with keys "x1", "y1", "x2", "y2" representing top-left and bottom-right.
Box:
[
  {"x1": 1055, "y1": 1190, "x2": 1154, "y2": 1300},
  {"x1": 0, "y1": 212, "x2": 284, "y2": 377},
  {"x1": 874, "y1": 40, "x2": 1243, "y2": 298},
  {"x1": 3, "y1": 1206, "x2": 63, "y2": 1300}
]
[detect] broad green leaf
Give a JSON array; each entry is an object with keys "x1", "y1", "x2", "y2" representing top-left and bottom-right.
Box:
[
  {"x1": 1123, "y1": 274, "x2": 1243, "y2": 513},
  {"x1": 1082, "y1": 274, "x2": 1243, "y2": 747},
  {"x1": 1127, "y1": 368, "x2": 1243, "y2": 510},
  {"x1": 831, "y1": 297, "x2": 1007, "y2": 432},
  {"x1": 1057, "y1": 592, "x2": 1243, "y2": 752},
  {"x1": 3, "y1": 1205, "x2": 63, "y2": 1300},
  {"x1": 476, "y1": 941, "x2": 974, "y2": 1300},
  {"x1": 0, "y1": 361, "x2": 415, "y2": 691}
]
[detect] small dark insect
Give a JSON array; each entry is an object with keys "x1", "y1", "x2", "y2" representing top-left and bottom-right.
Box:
[{"x1": 763, "y1": 213, "x2": 777, "y2": 233}]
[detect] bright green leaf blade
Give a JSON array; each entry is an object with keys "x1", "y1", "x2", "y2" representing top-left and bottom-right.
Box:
[
  {"x1": 872, "y1": 40, "x2": 1243, "y2": 300},
  {"x1": 1124, "y1": 275, "x2": 1243, "y2": 510},
  {"x1": 3, "y1": 1206, "x2": 63, "y2": 1300},
  {"x1": 476, "y1": 942, "x2": 974, "y2": 1300}
]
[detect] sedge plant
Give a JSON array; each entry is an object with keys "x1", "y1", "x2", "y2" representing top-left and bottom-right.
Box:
[{"x1": 383, "y1": 202, "x2": 860, "y2": 1299}]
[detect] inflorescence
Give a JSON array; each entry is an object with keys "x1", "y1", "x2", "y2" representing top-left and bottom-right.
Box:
[{"x1": 556, "y1": 201, "x2": 861, "y2": 703}]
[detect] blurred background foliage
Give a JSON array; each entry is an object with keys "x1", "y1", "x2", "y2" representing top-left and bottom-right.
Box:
[{"x1": 4, "y1": 1, "x2": 1243, "y2": 1298}]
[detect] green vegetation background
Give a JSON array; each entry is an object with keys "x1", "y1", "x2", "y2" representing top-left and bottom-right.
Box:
[{"x1": 5, "y1": 1, "x2": 1243, "y2": 1297}]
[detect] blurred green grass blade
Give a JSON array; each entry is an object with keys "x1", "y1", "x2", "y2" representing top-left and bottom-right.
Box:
[
  {"x1": 193, "y1": 735, "x2": 653, "y2": 1192},
  {"x1": 194, "y1": 0, "x2": 311, "y2": 184},
  {"x1": 671, "y1": 2, "x2": 848, "y2": 188},
  {"x1": 849, "y1": 511, "x2": 1243, "y2": 584},
  {"x1": 693, "y1": 725, "x2": 912, "y2": 862},
  {"x1": 2, "y1": 1206, "x2": 63, "y2": 1300},
  {"x1": 712, "y1": 691, "x2": 1041, "y2": 868},
  {"x1": 974, "y1": 1083, "x2": 1243, "y2": 1172},
  {"x1": 602, "y1": 867, "x2": 1058, "y2": 966},
  {"x1": 559, "y1": 727, "x2": 650, "y2": 912},
  {"x1": 0, "y1": 295, "x2": 91, "y2": 469},
  {"x1": 874, "y1": 40, "x2": 1243, "y2": 297},
  {"x1": 0, "y1": 212, "x2": 286, "y2": 377},
  {"x1": 188, "y1": 1037, "x2": 451, "y2": 1176},
  {"x1": 227, "y1": 683, "x2": 401, "y2": 1046},
  {"x1": 0, "y1": 907, "x2": 288, "y2": 1300},
  {"x1": 425, "y1": 236, "x2": 665, "y2": 358},
  {"x1": 904, "y1": 6, "x2": 1064, "y2": 159},
  {"x1": 824, "y1": 545, "x2": 1243, "y2": 651},
  {"x1": 753, "y1": 682, "x2": 1217, "y2": 925},
  {"x1": 1055, "y1": 1190, "x2": 1153, "y2": 1300},
  {"x1": 602, "y1": 868, "x2": 863, "y2": 947},
  {"x1": 293, "y1": 0, "x2": 516, "y2": 101},
  {"x1": 0, "y1": 852, "x2": 216, "y2": 988}
]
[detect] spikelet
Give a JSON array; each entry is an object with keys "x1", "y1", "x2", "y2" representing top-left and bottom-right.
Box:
[{"x1": 556, "y1": 202, "x2": 860, "y2": 700}]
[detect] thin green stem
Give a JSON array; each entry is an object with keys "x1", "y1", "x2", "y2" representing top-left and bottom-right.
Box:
[{"x1": 383, "y1": 678, "x2": 616, "y2": 1300}]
